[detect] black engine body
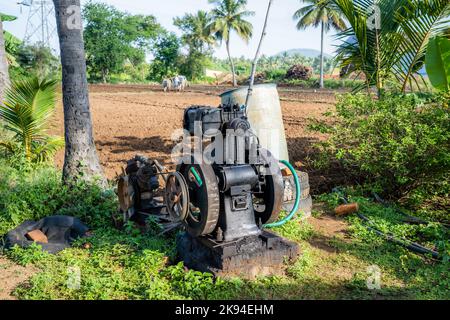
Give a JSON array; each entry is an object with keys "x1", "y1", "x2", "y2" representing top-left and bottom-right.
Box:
[{"x1": 182, "y1": 104, "x2": 282, "y2": 241}]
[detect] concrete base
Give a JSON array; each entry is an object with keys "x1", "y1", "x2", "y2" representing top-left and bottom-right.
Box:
[
  {"x1": 282, "y1": 195, "x2": 313, "y2": 221},
  {"x1": 176, "y1": 231, "x2": 300, "y2": 279}
]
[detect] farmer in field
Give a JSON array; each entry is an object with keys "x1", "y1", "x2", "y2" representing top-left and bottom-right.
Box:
[
  {"x1": 172, "y1": 75, "x2": 187, "y2": 92},
  {"x1": 179, "y1": 75, "x2": 189, "y2": 88},
  {"x1": 162, "y1": 78, "x2": 172, "y2": 92}
]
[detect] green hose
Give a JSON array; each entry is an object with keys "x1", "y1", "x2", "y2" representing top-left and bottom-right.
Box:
[
  {"x1": 190, "y1": 167, "x2": 203, "y2": 187},
  {"x1": 264, "y1": 160, "x2": 301, "y2": 228}
]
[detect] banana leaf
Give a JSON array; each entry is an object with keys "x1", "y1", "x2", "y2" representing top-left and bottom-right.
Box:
[{"x1": 426, "y1": 36, "x2": 450, "y2": 92}]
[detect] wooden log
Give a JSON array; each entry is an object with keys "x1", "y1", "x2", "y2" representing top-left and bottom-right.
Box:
[{"x1": 335, "y1": 203, "x2": 359, "y2": 216}]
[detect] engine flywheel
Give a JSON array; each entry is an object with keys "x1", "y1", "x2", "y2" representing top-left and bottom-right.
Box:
[
  {"x1": 253, "y1": 149, "x2": 284, "y2": 225},
  {"x1": 177, "y1": 161, "x2": 220, "y2": 237}
]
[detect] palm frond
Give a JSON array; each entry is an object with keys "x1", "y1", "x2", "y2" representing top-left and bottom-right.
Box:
[
  {"x1": 31, "y1": 136, "x2": 65, "y2": 163},
  {"x1": 0, "y1": 76, "x2": 62, "y2": 162},
  {"x1": 208, "y1": 0, "x2": 254, "y2": 43},
  {"x1": 334, "y1": 0, "x2": 449, "y2": 94},
  {"x1": 294, "y1": 0, "x2": 347, "y2": 31},
  {"x1": 394, "y1": 0, "x2": 450, "y2": 92}
]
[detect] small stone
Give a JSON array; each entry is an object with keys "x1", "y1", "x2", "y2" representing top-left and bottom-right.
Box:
[{"x1": 83, "y1": 243, "x2": 92, "y2": 249}]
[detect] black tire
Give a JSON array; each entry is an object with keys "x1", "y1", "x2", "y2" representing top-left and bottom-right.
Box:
[
  {"x1": 177, "y1": 161, "x2": 220, "y2": 237},
  {"x1": 3, "y1": 216, "x2": 89, "y2": 254}
]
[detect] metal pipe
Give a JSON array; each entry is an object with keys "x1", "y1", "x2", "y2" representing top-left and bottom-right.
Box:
[{"x1": 245, "y1": 0, "x2": 274, "y2": 109}]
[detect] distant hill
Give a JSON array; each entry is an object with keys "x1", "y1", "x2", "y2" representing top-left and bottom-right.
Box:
[{"x1": 276, "y1": 48, "x2": 332, "y2": 59}]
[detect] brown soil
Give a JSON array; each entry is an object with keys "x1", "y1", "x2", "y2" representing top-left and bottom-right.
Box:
[
  {"x1": 0, "y1": 256, "x2": 36, "y2": 300},
  {"x1": 51, "y1": 84, "x2": 336, "y2": 187},
  {"x1": 306, "y1": 201, "x2": 352, "y2": 253}
]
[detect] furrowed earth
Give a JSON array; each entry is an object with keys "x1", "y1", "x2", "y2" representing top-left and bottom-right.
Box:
[{"x1": 51, "y1": 84, "x2": 337, "y2": 191}]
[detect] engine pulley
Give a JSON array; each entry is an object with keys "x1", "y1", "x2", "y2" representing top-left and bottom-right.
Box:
[
  {"x1": 117, "y1": 175, "x2": 136, "y2": 223},
  {"x1": 165, "y1": 172, "x2": 190, "y2": 222}
]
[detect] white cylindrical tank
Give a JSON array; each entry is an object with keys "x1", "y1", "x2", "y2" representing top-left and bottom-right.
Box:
[{"x1": 220, "y1": 84, "x2": 289, "y2": 161}]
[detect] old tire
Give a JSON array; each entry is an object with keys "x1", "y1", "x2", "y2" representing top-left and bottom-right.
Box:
[{"x1": 3, "y1": 216, "x2": 89, "y2": 254}]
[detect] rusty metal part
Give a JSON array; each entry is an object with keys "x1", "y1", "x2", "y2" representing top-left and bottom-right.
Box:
[
  {"x1": 165, "y1": 172, "x2": 189, "y2": 222},
  {"x1": 117, "y1": 175, "x2": 134, "y2": 213}
]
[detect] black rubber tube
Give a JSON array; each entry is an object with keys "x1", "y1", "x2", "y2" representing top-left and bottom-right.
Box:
[
  {"x1": 332, "y1": 188, "x2": 442, "y2": 260},
  {"x1": 356, "y1": 213, "x2": 441, "y2": 260}
]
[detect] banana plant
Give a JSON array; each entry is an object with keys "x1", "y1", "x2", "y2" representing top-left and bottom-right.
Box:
[
  {"x1": 4, "y1": 32, "x2": 21, "y2": 66},
  {"x1": 334, "y1": 0, "x2": 450, "y2": 95},
  {"x1": 0, "y1": 76, "x2": 64, "y2": 162},
  {"x1": 425, "y1": 35, "x2": 450, "y2": 92},
  {"x1": 0, "y1": 13, "x2": 19, "y2": 65}
]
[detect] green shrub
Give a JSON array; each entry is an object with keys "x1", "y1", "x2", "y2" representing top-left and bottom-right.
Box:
[
  {"x1": 0, "y1": 161, "x2": 117, "y2": 235},
  {"x1": 280, "y1": 77, "x2": 364, "y2": 89},
  {"x1": 264, "y1": 69, "x2": 286, "y2": 81},
  {"x1": 323, "y1": 79, "x2": 364, "y2": 89},
  {"x1": 282, "y1": 78, "x2": 318, "y2": 88},
  {"x1": 312, "y1": 92, "x2": 450, "y2": 216}
]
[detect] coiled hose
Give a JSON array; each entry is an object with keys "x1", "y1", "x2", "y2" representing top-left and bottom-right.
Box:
[{"x1": 264, "y1": 160, "x2": 301, "y2": 228}]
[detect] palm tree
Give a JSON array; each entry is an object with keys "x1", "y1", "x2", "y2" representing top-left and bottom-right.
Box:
[
  {"x1": 0, "y1": 77, "x2": 64, "y2": 162},
  {"x1": 335, "y1": 0, "x2": 450, "y2": 96},
  {"x1": 53, "y1": 0, "x2": 105, "y2": 185},
  {"x1": 208, "y1": 0, "x2": 255, "y2": 86},
  {"x1": 174, "y1": 10, "x2": 216, "y2": 55},
  {"x1": 293, "y1": 0, "x2": 347, "y2": 88}
]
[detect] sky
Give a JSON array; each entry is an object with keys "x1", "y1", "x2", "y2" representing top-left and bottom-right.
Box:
[{"x1": 1, "y1": 0, "x2": 340, "y2": 59}]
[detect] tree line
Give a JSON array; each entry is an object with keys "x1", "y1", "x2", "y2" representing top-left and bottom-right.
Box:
[{"x1": 1, "y1": 0, "x2": 448, "y2": 185}]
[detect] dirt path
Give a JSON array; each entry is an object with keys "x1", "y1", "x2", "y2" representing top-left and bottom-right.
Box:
[{"x1": 0, "y1": 256, "x2": 36, "y2": 300}]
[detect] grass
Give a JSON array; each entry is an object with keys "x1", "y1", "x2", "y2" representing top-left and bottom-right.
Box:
[{"x1": 0, "y1": 160, "x2": 448, "y2": 300}]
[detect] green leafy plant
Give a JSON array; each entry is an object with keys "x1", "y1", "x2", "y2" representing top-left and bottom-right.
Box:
[
  {"x1": 7, "y1": 243, "x2": 51, "y2": 266},
  {"x1": 1, "y1": 13, "x2": 21, "y2": 67},
  {"x1": 174, "y1": 11, "x2": 216, "y2": 80},
  {"x1": 82, "y1": 2, "x2": 162, "y2": 82},
  {"x1": 0, "y1": 76, "x2": 64, "y2": 162},
  {"x1": 312, "y1": 92, "x2": 450, "y2": 206},
  {"x1": 426, "y1": 35, "x2": 450, "y2": 92},
  {"x1": 334, "y1": 0, "x2": 450, "y2": 95}
]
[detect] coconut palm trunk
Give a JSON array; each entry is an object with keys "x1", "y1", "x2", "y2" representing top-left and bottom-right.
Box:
[
  {"x1": 293, "y1": 0, "x2": 347, "y2": 90},
  {"x1": 0, "y1": 16, "x2": 10, "y2": 103},
  {"x1": 319, "y1": 20, "x2": 325, "y2": 89},
  {"x1": 53, "y1": 0, "x2": 105, "y2": 185},
  {"x1": 226, "y1": 38, "x2": 237, "y2": 87}
]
